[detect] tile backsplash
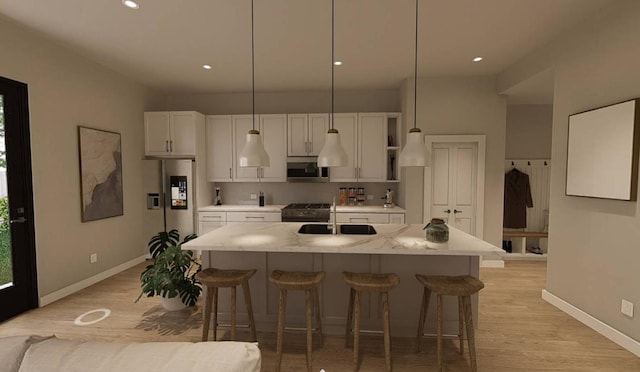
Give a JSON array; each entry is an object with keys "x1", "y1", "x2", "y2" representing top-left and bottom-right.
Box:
[{"x1": 212, "y1": 182, "x2": 399, "y2": 207}]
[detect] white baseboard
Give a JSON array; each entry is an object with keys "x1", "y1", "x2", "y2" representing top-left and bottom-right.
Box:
[
  {"x1": 39, "y1": 255, "x2": 147, "y2": 307},
  {"x1": 481, "y1": 259, "x2": 505, "y2": 268},
  {"x1": 542, "y1": 290, "x2": 640, "y2": 357}
]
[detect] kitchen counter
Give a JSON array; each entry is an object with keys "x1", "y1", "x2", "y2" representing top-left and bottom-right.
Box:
[
  {"x1": 184, "y1": 222, "x2": 498, "y2": 337},
  {"x1": 198, "y1": 204, "x2": 286, "y2": 212},
  {"x1": 184, "y1": 222, "x2": 496, "y2": 256},
  {"x1": 198, "y1": 204, "x2": 405, "y2": 213}
]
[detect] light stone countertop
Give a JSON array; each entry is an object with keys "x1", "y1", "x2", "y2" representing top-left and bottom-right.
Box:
[
  {"x1": 183, "y1": 222, "x2": 501, "y2": 256},
  {"x1": 198, "y1": 205, "x2": 405, "y2": 213}
]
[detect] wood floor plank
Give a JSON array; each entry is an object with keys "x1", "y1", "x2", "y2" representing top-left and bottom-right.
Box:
[{"x1": 1, "y1": 260, "x2": 638, "y2": 371}]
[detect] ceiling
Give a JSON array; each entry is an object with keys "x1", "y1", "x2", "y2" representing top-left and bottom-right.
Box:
[{"x1": 0, "y1": 0, "x2": 614, "y2": 98}]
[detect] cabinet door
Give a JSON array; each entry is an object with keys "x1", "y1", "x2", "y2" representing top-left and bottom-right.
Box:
[
  {"x1": 260, "y1": 114, "x2": 287, "y2": 182},
  {"x1": 389, "y1": 213, "x2": 405, "y2": 224},
  {"x1": 169, "y1": 111, "x2": 197, "y2": 156},
  {"x1": 233, "y1": 115, "x2": 259, "y2": 182},
  {"x1": 357, "y1": 113, "x2": 386, "y2": 182},
  {"x1": 206, "y1": 115, "x2": 233, "y2": 182},
  {"x1": 328, "y1": 113, "x2": 358, "y2": 182},
  {"x1": 144, "y1": 112, "x2": 171, "y2": 156},
  {"x1": 336, "y1": 213, "x2": 389, "y2": 224},
  {"x1": 287, "y1": 114, "x2": 308, "y2": 156},
  {"x1": 308, "y1": 113, "x2": 329, "y2": 156}
]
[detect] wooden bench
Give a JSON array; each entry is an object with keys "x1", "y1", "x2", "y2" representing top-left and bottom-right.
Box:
[{"x1": 502, "y1": 231, "x2": 548, "y2": 256}]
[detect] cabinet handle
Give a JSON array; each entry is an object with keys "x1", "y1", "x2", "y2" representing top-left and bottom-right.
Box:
[
  {"x1": 245, "y1": 216, "x2": 265, "y2": 220},
  {"x1": 169, "y1": 140, "x2": 173, "y2": 152},
  {"x1": 305, "y1": 141, "x2": 309, "y2": 154},
  {"x1": 308, "y1": 141, "x2": 312, "y2": 154},
  {"x1": 229, "y1": 168, "x2": 233, "y2": 179},
  {"x1": 166, "y1": 140, "x2": 169, "y2": 152}
]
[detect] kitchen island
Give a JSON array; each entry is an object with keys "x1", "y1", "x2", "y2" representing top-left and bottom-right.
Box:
[{"x1": 183, "y1": 223, "x2": 502, "y2": 336}]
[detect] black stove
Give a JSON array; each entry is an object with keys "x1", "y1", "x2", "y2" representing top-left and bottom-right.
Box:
[{"x1": 281, "y1": 203, "x2": 331, "y2": 222}]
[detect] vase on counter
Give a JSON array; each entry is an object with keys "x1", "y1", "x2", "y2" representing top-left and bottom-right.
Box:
[{"x1": 423, "y1": 218, "x2": 448, "y2": 243}]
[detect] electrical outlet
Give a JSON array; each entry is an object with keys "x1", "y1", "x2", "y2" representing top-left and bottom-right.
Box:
[
  {"x1": 367, "y1": 194, "x2": 373, "y2": 200},
  {"x1": 621, "y1": 299, "x2": 634, "y2": 317},
  {"x1": 90, "y1": 253, "x2": 98, "y2": 264},
  {"x1": 250, "y1": 193, "x2": 257, "y2": 200}
]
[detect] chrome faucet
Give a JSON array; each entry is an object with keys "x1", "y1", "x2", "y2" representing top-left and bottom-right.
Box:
[{"x1": 330, "y1": 196, "x2": 338, "y2": 234}]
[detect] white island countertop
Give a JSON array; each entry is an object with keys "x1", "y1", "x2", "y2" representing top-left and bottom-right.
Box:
[{"x1": 183, "y1": 222, "x2": 501, "y2": 256}]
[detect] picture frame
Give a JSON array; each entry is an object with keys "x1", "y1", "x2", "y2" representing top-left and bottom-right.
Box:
[
  {"x1": 78, "y1": 126, "x2": 123, "y2": 222},
  {"x1": 566, "y1": 99, "x2": 640, "y2": 201}
]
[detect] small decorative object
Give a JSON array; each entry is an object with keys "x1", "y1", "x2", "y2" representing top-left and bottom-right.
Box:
[
  {"x1": 78, "y1": 126, "x2": 123, "y2": 222},
  {"x1": 135, "y1": 229, "x2": 202, "y2": 310},
  {"x1": 423, "y1": 218, "x2": 449, "y2": 243}
]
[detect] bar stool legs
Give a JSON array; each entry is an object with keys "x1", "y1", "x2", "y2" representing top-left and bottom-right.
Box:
[
  {"x1": 196, "y1": 268, "x2": 257, "y2": 342},
  {"x1": 414, "y1": 274, "x2": 484, "y2": 372},
  {"x1": 270, "y1": 270, "x2": 325, "y2": 372}
]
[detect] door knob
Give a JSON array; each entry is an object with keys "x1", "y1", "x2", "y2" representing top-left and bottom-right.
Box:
[
  {"x1": 444, "y1": 209, "x2": 451, "y2": 214},
  {"x1": 454, "y1": 209, "x2": 462, "y2": 214}
]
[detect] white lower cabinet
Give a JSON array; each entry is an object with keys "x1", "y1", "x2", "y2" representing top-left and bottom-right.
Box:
[
  {"x1": 198, "y1": 212, "x2": 227, "y2": 235},
  {"x1": 335, "y1": 212, "x2": 406, "y2": 224}
]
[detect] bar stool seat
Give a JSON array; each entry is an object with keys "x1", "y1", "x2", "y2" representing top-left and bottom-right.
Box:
[
  {"x1": 415, "y1": 274, "x2": 485, "y2": 372},
  {"x1": 196, "y1": 268, "x2": 257, "y2": 342},
  {"x1": 269, "y1": 270, "x2": 325, "y2": 372},
  {"x1": 343, "y1": 271, "x2": 400, "y2": 372}
]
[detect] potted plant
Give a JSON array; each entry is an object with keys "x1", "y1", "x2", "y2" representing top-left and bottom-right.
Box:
[{"x1": 135, "y1": 229, "x2": 202, "y2": 310}]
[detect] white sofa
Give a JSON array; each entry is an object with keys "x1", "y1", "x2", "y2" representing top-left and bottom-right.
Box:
[{"x1": 0, "y1": 335, "x2": 261, "y2": 372}]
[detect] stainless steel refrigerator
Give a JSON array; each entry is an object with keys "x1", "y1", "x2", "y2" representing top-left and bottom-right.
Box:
[{"x1": 143, "y1": 159, "x2": 197, "y2": 242}]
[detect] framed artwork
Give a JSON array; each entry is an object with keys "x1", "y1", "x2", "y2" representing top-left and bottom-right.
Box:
[
  {"x1": 78, "y1": 126, "x2": 123, "y2": 222},
  {"x1": 566, "y1": 99, "x2": 640, "y2": 200}
]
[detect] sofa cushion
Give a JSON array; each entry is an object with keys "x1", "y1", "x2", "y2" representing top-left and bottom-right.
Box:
[
  {"x1": 18, "y1": 336, "x2": 261, "y2": 372},
  {"x1": 0, "y1": 335, "x2": 53, "y2": 372}
]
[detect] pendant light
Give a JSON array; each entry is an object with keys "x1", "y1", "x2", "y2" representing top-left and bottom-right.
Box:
[
  {"x1": 317, "y1": 0, "x2": 348, "y2": 168},
  {"x1": 239, "y1": 0, "x2": 270, "y2": 168},
  {"x1": 398, "y1": 0, "x2": 430, "y2": 167}
]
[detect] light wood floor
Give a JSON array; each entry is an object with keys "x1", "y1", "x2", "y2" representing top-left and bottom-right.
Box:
[{"x1": 1, "y1": 261, "x2": 639, "y2": 371}]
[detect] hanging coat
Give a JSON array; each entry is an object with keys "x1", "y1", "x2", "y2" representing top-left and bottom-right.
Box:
[{"x1": 503, "y1": 168, "x2": 533, "y2": 228}]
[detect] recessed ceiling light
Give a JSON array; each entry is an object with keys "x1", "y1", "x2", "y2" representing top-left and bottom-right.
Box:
[
  {"x1": 122, "y1": 0, "x2": 139, "y2": 9},
  {"x1": 473, "y1": 56, "x2": 483, "y2": 62},
  {"x1": 334, "y1": 61, "x2": 342, "y2": 66},
  {"x1": 202, "y1": 64, "x2": 212, "y2": 70}
]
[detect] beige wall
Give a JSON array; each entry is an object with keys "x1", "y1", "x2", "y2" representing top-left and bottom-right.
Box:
[
  {"x1": 505, "y1": 104, "x2": 553, "y2": 159},
  {"x1": 544, "y1": 1, "x2": 640, "y2": 341},
  {"x1": 165, "y1": 89, "x2": 400, "y2": 114},
  {"x1": 0, "y1": 17, "x2": 163, "y2": 298},
  {"x1": 400, "y1": 77, "x2": 507, "y2": 247}
]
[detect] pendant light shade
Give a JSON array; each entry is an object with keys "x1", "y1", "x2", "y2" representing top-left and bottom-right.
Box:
[
  {"x1": 398, "y1": 128, "x2": 430, "y2": 167},
  {"x1": 239, "y1": 0, "x2": 269, "y2": 168},
  {"x1": 317, "y1": 0, "x2": 347, "y2": 168},
  {"x1": 399, "y1": 0, "x2": 430, "y2": 168},
  {"x1": 317, "y1": 129, "x2": 348, "y2": 167},
  {"x1": 239, "y1": 129, "x2": 270, "y2": 167}
]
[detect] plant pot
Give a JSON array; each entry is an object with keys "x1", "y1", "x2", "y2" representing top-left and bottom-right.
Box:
[{"x1": 160, "y1": 295, "x2": 186, "y2": 311}]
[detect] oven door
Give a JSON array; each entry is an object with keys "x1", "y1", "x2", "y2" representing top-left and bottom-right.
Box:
[{"x1": 286, "y1": 157, "x2": 329, "y2": 182}]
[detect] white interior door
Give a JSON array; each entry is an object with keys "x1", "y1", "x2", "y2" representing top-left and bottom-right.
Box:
[{"x1": 424, "y1": 135, "x2": 485, "y2": 239}]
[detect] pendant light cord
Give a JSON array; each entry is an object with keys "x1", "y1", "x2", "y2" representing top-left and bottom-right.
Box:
[
  {"x1": 252, "y1": 0, "x2": 256, "y2": 131},
  {"x1": 413, "y1": 0, "x2": 418, "y2": 130},
  {"x1": 331, "y1": 0, "x2": 335, "y2": 130}
]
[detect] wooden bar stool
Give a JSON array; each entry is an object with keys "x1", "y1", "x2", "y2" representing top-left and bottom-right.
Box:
[
  {"x1": 195, "y1": 268, "x2": 257, "y2": 342},
  {"x1": 343, "y1": 271, "x2": 400, "y2": 372},
  {"x1": 414, "y1": 274, "x2": 485, "y2": 372},
  {"x1": 269, "y1": 270, "x2": 325, "y2": 372}
]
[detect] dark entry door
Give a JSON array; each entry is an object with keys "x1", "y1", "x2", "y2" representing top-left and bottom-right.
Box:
[{"x1": 0, "y1": 76, "x2": 38, "y2": 321}]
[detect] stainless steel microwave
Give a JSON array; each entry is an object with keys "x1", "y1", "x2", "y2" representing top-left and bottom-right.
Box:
[{"x1": 286, "y1": 157, "x2": 329, "y2": 182}]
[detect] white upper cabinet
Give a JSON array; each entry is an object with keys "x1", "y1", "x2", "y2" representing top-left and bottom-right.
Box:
[
  {"x1": 329, "y1": 113, "x2": 358, "y2": 181},
  {"x1": 232, "y1": 114, "x2": 287, "y2": 182},
  {"x1": 260, "y1": 114, "x2": 287, "y2": 182},
  {"x1": 144, "y1": 111, "x2": 202, "y2": 157},
  {"x1": 357, "y1": 113, "x2": 387, "y2": 182},
  {"x1": 288, "y1": 113, "x2": 329, "y2": 156},
  {"x1": 206, "y1": 115, "x2": 233, "y2": 182},
  {"x1": 330, "y1": 113, "x2": 386, "y2": 182}
]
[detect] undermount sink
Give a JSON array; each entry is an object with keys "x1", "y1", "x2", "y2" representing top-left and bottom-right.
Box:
[{"x1": 297, "y1": 224, "x2": 377, "y2": 235}]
